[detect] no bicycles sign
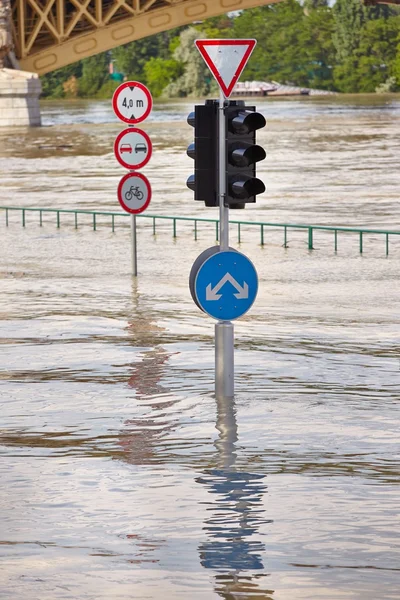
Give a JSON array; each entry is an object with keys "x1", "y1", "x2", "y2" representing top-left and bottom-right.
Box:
[{"x1": 117, "y1": 172, "x2": 152, "y2": 215}]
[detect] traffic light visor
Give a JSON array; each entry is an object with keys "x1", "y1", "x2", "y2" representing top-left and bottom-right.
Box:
[
  {"x1": 230, "y1": 176, "x2": 265, "y2": 200},
  {"x1": 229, "y1": 144, "x2": 266, "y2": 168},
  {"x1": 230, "y1": 110, "x2": 266, "y2": 135}
]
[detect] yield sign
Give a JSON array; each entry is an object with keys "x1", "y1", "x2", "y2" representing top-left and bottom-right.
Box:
[{"x1": 195, "y1": 39, "x2": 256, "y2": 98}]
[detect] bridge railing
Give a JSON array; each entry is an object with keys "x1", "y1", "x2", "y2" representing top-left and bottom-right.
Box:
[{"x1": 1, "y1": 206, "x2": 399, "y2": 255}]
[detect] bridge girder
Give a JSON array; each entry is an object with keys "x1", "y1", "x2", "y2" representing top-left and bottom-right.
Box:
[{"x1": 11, "y1": 0, "x2": 285, "y2": 75}]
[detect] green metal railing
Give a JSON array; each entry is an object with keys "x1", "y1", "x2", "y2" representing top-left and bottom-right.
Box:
[{"x1": 1, "y1": 206, "x2": 399, "y2": 255}]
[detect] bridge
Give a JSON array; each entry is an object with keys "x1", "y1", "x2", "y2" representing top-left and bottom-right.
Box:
[{"x1": 8, "y1": 0, "x2": 285, "y2": 76}]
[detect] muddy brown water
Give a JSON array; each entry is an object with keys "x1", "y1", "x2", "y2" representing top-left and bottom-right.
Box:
[{"x1": 0, "y1": 95, "x2": 399, "y2": 599}]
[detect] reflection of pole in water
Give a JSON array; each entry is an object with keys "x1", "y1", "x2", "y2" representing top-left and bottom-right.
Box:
[
  {"x1": 118, "y1": 281, "x2": 179, "y2": 465},
  {"x1": 197, "y1": 396, "x2": 272, "y2": 597}
]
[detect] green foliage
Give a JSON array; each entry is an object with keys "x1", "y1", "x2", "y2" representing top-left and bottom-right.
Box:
[
  {"x1": 95, "y1": 79, "x2": 121, "y2": 99},
  {"x1": 195, "y1": 14, "x2": 234, "y2": 39},
  {"x1": 303, "y1": 0, "x2": 328, "y2": 13},
  {"x1": 78, "y1": 54, "x2": 110, "y2": 97},
  {"x1": 164, "y1": 27, "x2": 218, "y2": 98},
  {"x1": 144, "y1": 57, "x2": 183, "y2": 97},
  {"x1": 333, "y1": 6, "x2": 400, "y2": 93},
  {"x1": 41, "y1": 62, "x2": 82, "y2": 98},
  {"x1": 112, "y1": 30, "x2": 182, "y2": 83},
  {"x1": 233, "y1": 0, "x2": 335, "y2": 89},
  {"x1": 376, "y1": 76, "x2": 398, "y2": 94},
  {"x1": 333, "y1": 0, "x2": 366, "y2": 63}
]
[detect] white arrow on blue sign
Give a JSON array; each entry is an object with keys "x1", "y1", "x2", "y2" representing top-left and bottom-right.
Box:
[{"x1": 194, "y1": 250, "x2": 258, "y2": 321}]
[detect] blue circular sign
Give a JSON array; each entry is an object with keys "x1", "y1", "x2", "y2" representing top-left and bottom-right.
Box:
[{"x1": 194, "y1": 250, "x2": 258, "y2": 321}]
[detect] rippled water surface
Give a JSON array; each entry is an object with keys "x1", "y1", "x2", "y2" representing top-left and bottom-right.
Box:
[{"x1": 0, "y1": 96, "x2": 400, "y2": 599}]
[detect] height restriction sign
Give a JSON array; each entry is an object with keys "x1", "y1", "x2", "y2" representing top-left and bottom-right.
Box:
[{"x1": 112, "y1": 81, "x2": 153, "y2": 124}]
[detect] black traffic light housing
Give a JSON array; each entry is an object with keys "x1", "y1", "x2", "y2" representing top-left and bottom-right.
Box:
[
  {"x1": 225, "y1": 101, "x2": 266, "y2": 209},
  {"x1": 187, "y1": 99, "x2": 266, "y2": 209},
  {"x1": 186, "y1": 100, "x2": 218, "y2": 207}
]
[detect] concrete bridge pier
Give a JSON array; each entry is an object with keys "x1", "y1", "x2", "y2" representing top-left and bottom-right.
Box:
[{"x1": 0, "y1": 0, "x2": 41, "y2": 126}]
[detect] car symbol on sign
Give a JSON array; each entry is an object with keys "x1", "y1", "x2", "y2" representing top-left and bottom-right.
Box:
[
  {"x1": 135, "y1": 143, "x2": 147, "y2": 154},
  {"x1": 120, "y1": 144, "x2": 132, "y2": 154}
]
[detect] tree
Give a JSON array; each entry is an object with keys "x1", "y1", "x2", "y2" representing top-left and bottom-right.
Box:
[
  {"x1": 333, "y1": 0, "x2": 366, "y2": 63},
  {"x1": 351, "y1": 16, "x2": 400, "y2": 91},
  {"x1": 301, "y1": 5, "x2": 336, "y2": 89},
  {"x1": 143, "y1": 57, "x2": 183, "y2": 97},
  {"x1": 112, "y1": 30, "x2": 182, "y2": 84},
  {"x1": 164, "y1": 27, "x2": 217, "y2": 97},
  {"x1": 303, "y1": 0, "x2": 328, "y2": 14},
  {"x1": 333, "y1": 0, "x2": 400, "y2": 92},
  {"x1": 41, "y1": 62, "x2": 83, "y2": 98},
  {"x1": 232, "y1": 0, "x2": 335, "y2": 89},
  {"x1": 78, "y1": 53, "x2": 109, "y2": 97}
]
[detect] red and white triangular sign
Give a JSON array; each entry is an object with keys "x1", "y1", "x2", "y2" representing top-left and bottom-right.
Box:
[{"x1": 195, "y1": 39, "x2": 256, "y2": 98}]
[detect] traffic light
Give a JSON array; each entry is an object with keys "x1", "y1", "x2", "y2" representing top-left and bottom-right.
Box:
[
  {"x1": 225, "y1": 102, "x2": 266, "y2": 209},
  {"x1": 187, "y1": 100, "x2": 219, "y2": 207}
]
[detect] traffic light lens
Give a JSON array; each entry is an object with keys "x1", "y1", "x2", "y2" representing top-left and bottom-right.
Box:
[
  {"x1": 230, "y1": 144, "x2": 266, "y2": 168},
  {"x1": 230, "y1": 110, "x2": 266, "y2": 135},
  {"x1": 187, "y1": 174, "x2": 195, "y2": 191},
  {"x1": 187, "y1": 142, "x2": 196, "y2": 160}
]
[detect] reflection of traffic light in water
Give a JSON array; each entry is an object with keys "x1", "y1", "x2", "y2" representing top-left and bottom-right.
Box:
[{"x1": 197, "y1": 396, "x2": 273, "y2": 598}]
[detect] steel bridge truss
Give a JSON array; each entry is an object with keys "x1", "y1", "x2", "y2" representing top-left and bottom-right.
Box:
[{"x1": 10, "y1": 0, "x2": 284, "y2": 74}]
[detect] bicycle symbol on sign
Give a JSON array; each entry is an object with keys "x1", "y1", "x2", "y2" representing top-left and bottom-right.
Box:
[{"x1": 125, "y1": 185, "x2": 144, "y2": 202}]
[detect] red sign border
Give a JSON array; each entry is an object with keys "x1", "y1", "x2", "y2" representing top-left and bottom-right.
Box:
[
  {"x1": 195, "y1": 39, "x2": 256, "y2": 98},
  {"x1": 117, "y1": 172, "x2": 152, "y2": 215},
  {"x1": 112, "y1": 81, "x2": 153, "y2": 124},
  {"x1": 114, "y1": 128, "x2": 153, "y2": 170}
]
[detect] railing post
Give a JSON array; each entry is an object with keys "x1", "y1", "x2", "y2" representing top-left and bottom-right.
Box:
[
  {"x1": 261, "y1": 224, "x2": 264, "y2": 246},
  {"x1": 194, "y1": 220, "x2": 198, "y2": 241},
  {"x1": 153, "y1": 216, "x2": 156, "y2": 236},
  {"x1": 57, "y1": 211, "x2": 60, "y2": 229},
  {"x1": 359, "y1": 232, "x2": 363, "y2": 254},
  {"x1": 216, "y1": 221, "x2": 219, "y2": 242},
  {"x1": 334, "y1": 229, "x2": 338, "y2": 252},
  {"x1": 284, "y1": 226, "x2": 288, "y2": 248},
  {"x1": 5, "y1": 208, "x2": 8, "y2": 227},
  {"x1": 173, "y1": 218, "x2": 177, "y2": 238},
  {"x1": 308, "y1": 227, "x2": 314, "y2": 250},
  {"x1": 39, "y1": 210, "x2": 43, "y2": 227},
  {"x1": 111, "y1": 214, "x2": 115, "y2": 232},
  {"x1": 75, "y1": 212, "x2": 78, "y2": 229},
  {"x1": 22, "y1": 209, "x2": 25, "y2": 227},
  {"x1": 93, "y1": 213, "x2": 96, "y2": 231},
  {"x1": 386, "y1": 233, "x2": 389, "y2": 256},
  {"x1": 238, "y1": 222, "x2": 241, "y2": 244}
]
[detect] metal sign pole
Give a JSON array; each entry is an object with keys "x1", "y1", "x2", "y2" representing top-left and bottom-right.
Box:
[
  {"x1": 131, "y1": 214, "x2": 138, "y2": 276},
  {"x1": 215, "y1": 89, "x2": 234, "y2": 400},
  {"x1": 128, "y1": 121, "x2": 138, "y2": 278}
]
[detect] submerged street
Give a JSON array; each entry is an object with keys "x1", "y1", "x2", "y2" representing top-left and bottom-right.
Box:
[{"x1": 0, "y1": 95, "x2": 399, "y2": 599}]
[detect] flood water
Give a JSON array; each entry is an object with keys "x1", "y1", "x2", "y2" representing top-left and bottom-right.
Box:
[{"x1": 0, "y1": 95, "x2": 400, "y2": 599}]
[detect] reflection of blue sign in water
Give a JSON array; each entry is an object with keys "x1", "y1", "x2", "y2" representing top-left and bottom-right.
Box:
[
  {"x1": 197, "y1": 469, "x2": 267, "y2": 572},
  {"x1": 194, "y1": 250, "x2": 258, "y2": 321}
]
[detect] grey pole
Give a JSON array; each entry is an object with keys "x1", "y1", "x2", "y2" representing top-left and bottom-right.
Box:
[
  {"x1": 219, "y1": 90, "x2": 229, "y2": 252},
  {"x1": 131, "y1": 214, "x2": 137, "y2": 276},
  {"x1": 128, "y1": 121, "x2": 138, "y2": 277},
  {"x1": 215, "y1": 89, "x2": 234, "y2": 400},
  {"x1": 215, "y1": 321, "x2": 234, "y2": 400}
]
